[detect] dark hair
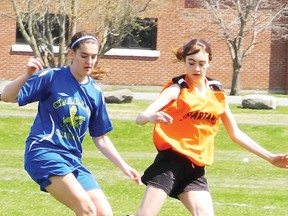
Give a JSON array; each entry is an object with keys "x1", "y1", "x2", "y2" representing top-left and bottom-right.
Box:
[
  {"x1": 68, "y1": 31, "x2": 98, "y2": 51},
  {"x1": 173, "y1": 38, "x2": 212, "y2": 62}
]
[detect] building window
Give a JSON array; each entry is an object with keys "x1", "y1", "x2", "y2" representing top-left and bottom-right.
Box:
[
  {"x1": 118, "y1": 18, "x2": 157, "y2": 50},
  {"x1": 16, "y1": 13, "x2": 68, "y2": 45},
  {"x1": 185, "y1": 0, "x2": 201, "y2": 8},
  {"x1": 16, "y1": 25, "x2": 26, "y2": 44}
]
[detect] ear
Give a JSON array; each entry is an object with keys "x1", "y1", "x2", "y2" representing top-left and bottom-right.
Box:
[{"x1": 67, "y1": 49, "x2": 75, "y2": 58}]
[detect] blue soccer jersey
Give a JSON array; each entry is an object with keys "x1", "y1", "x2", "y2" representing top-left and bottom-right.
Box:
[{"x1": 18, "y1": 66, "x2": 112, "y2": 161}]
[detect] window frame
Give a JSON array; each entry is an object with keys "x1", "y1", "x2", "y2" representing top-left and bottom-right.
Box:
[
  {"x1": 117, "y1": 17, "x2": 158, "y2": 50},
  {"x1": 15, "y1": 13, "x2": 69, "y2": 45}
]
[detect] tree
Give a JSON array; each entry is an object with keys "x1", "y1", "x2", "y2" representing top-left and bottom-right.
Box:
[
  {"x1": 75, "y1": 0, "x2": 156, "y2": 79},
  {"x1": 87, "y1": 0, "x2": 154, "y2": 57},
  {"x1": 10, "y1": 0, "x2": 156, "y2": 70},
  {"x1": 202, "y1": 0, "x2": 288, "y2": 95},
  {"x1": 11, "y1": 0, "x2": 75, "y2": 67}
]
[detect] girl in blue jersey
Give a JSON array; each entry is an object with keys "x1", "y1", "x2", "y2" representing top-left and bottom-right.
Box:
[{"x1": 1, "y1": 31, "x2": 141, "y2": 216}]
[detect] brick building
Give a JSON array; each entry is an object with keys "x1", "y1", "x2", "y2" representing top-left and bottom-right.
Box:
[{"x1": 0, "y1": 0, "x2": 287, "y2": 93}]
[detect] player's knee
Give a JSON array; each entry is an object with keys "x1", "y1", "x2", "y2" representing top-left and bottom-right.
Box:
[
  {"x1": 89, "y1": 193, "x2": 113, "y2": 216},
  {"x1": 74, "y1": 200, "x2": 97, "y2": 216},
  {"x1": 191, "y1": 205, "x2": 214, "y2": 216},
  {"x1": 95, "y1": 206, "x2": 113, "y2": 216},
  {"x1": 136, "y1": 208, "x2": 157, "y2": 216}
]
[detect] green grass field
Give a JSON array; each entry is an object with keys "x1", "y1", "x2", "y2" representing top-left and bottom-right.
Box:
[{"x1": 0, "y1": 102, "x2": 288, "y2": 216}]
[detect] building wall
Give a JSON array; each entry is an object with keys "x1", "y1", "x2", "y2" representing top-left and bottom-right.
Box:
[
  {"x1": 0, "y1": 3, "x2": 29, "y2": 81},
  {"x1": 0, "y1": 0, "x2": 287, "y2": 93}
]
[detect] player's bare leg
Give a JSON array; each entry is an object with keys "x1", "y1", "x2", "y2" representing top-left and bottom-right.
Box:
[
  {"x1": 178, "y1": 190, "x2": 214, "y2": 216},
  {"x1": 135, "y1": 185, "x2": 167, "y2": 216},
  {"x1": 45, "y1": 173, "x2": 98, "y2": 216},
  {"x1": 87, "y1": 189, "x2": 113, "y2": 216}
]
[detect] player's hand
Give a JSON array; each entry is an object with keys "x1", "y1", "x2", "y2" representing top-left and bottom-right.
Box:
[
  {"x1": 270, "y1": 153, "x2": 288, "y2": 168},
  {"x1": 121, "y1": 163, "x2": 142, "y2": 186},
  {"x1": 149, "y1": 111, "x2": 173, "y2": 124},
  {"x1": 27, "y1": 57, "x2": 43, "y2": 76}
]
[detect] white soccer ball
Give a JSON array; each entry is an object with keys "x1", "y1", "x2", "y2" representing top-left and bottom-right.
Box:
[{"x1": 242, "y1": 157, "x2": 249, "y2": 163}]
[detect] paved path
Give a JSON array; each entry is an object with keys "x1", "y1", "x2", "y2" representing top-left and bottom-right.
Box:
[
  {"x1": 133, "y1": 92, "x2": 288, "y2": 106},
  {"x1": 1, "y1": 80, "x2": 288, "y2": 106}
]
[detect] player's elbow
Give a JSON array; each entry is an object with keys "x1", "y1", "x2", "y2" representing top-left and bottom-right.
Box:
[
  {"x1": 0, "y1": 92, "x2": 17, "y2": 103},
  {"x1": 228, "y1": 129, "x2": 245, "y2": 144},
  {"x1": 136, "y1": 114, "x2": 148, "y2": 125}
]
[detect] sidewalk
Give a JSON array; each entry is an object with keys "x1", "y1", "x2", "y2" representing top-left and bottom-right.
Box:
[
  {"x1": 132, "y1": 92, "x2": 288, "y2": 106},
  {"x1": 100, "y1": 84, "x2": 288, "y2": 106},
  {"x1": 1, "y1": 80, "x2": 288, "y2": 106}
]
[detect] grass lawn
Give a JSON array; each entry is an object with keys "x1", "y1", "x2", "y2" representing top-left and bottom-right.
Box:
[{"x1": 0, "y1": 103, "x2": 288, "y2": 215}]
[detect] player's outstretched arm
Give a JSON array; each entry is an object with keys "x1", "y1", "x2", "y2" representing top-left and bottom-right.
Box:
[
  {"x1": 92, "y1": 135, "x2": 142, "y2": 185},
  {"x1": 221, "y1": 103, "x2": 288, "y2": 169}
]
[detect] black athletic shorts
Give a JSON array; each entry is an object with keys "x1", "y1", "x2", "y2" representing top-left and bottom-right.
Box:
[{"x1": 141, "y1": 149, "x2": 209, "y2": 199}]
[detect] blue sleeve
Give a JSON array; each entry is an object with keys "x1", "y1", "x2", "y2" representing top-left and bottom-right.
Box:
[
  {"x1": 89, "y1": 90, "x2": 113, "y2": 137},
  {"x1": 17, "y1": 69, "x2": 53, "y2": 106}
]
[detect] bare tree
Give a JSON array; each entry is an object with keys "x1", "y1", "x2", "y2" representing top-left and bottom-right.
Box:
[
  {"x1": 10, "y1": 0, "x2": 157, "y2": 72},
  {"x1": 74, "y1": 0, "x2": 156, "y2": 79},
  {"x1": 11, "y1": 0, "x2": 73, "y2": 67},
  {"x1": 93, "y1": 0, "x2": 154, "y2": 57},
  {"x1": 202, "y1": 0, "x2": 288, "y2": 95}
]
